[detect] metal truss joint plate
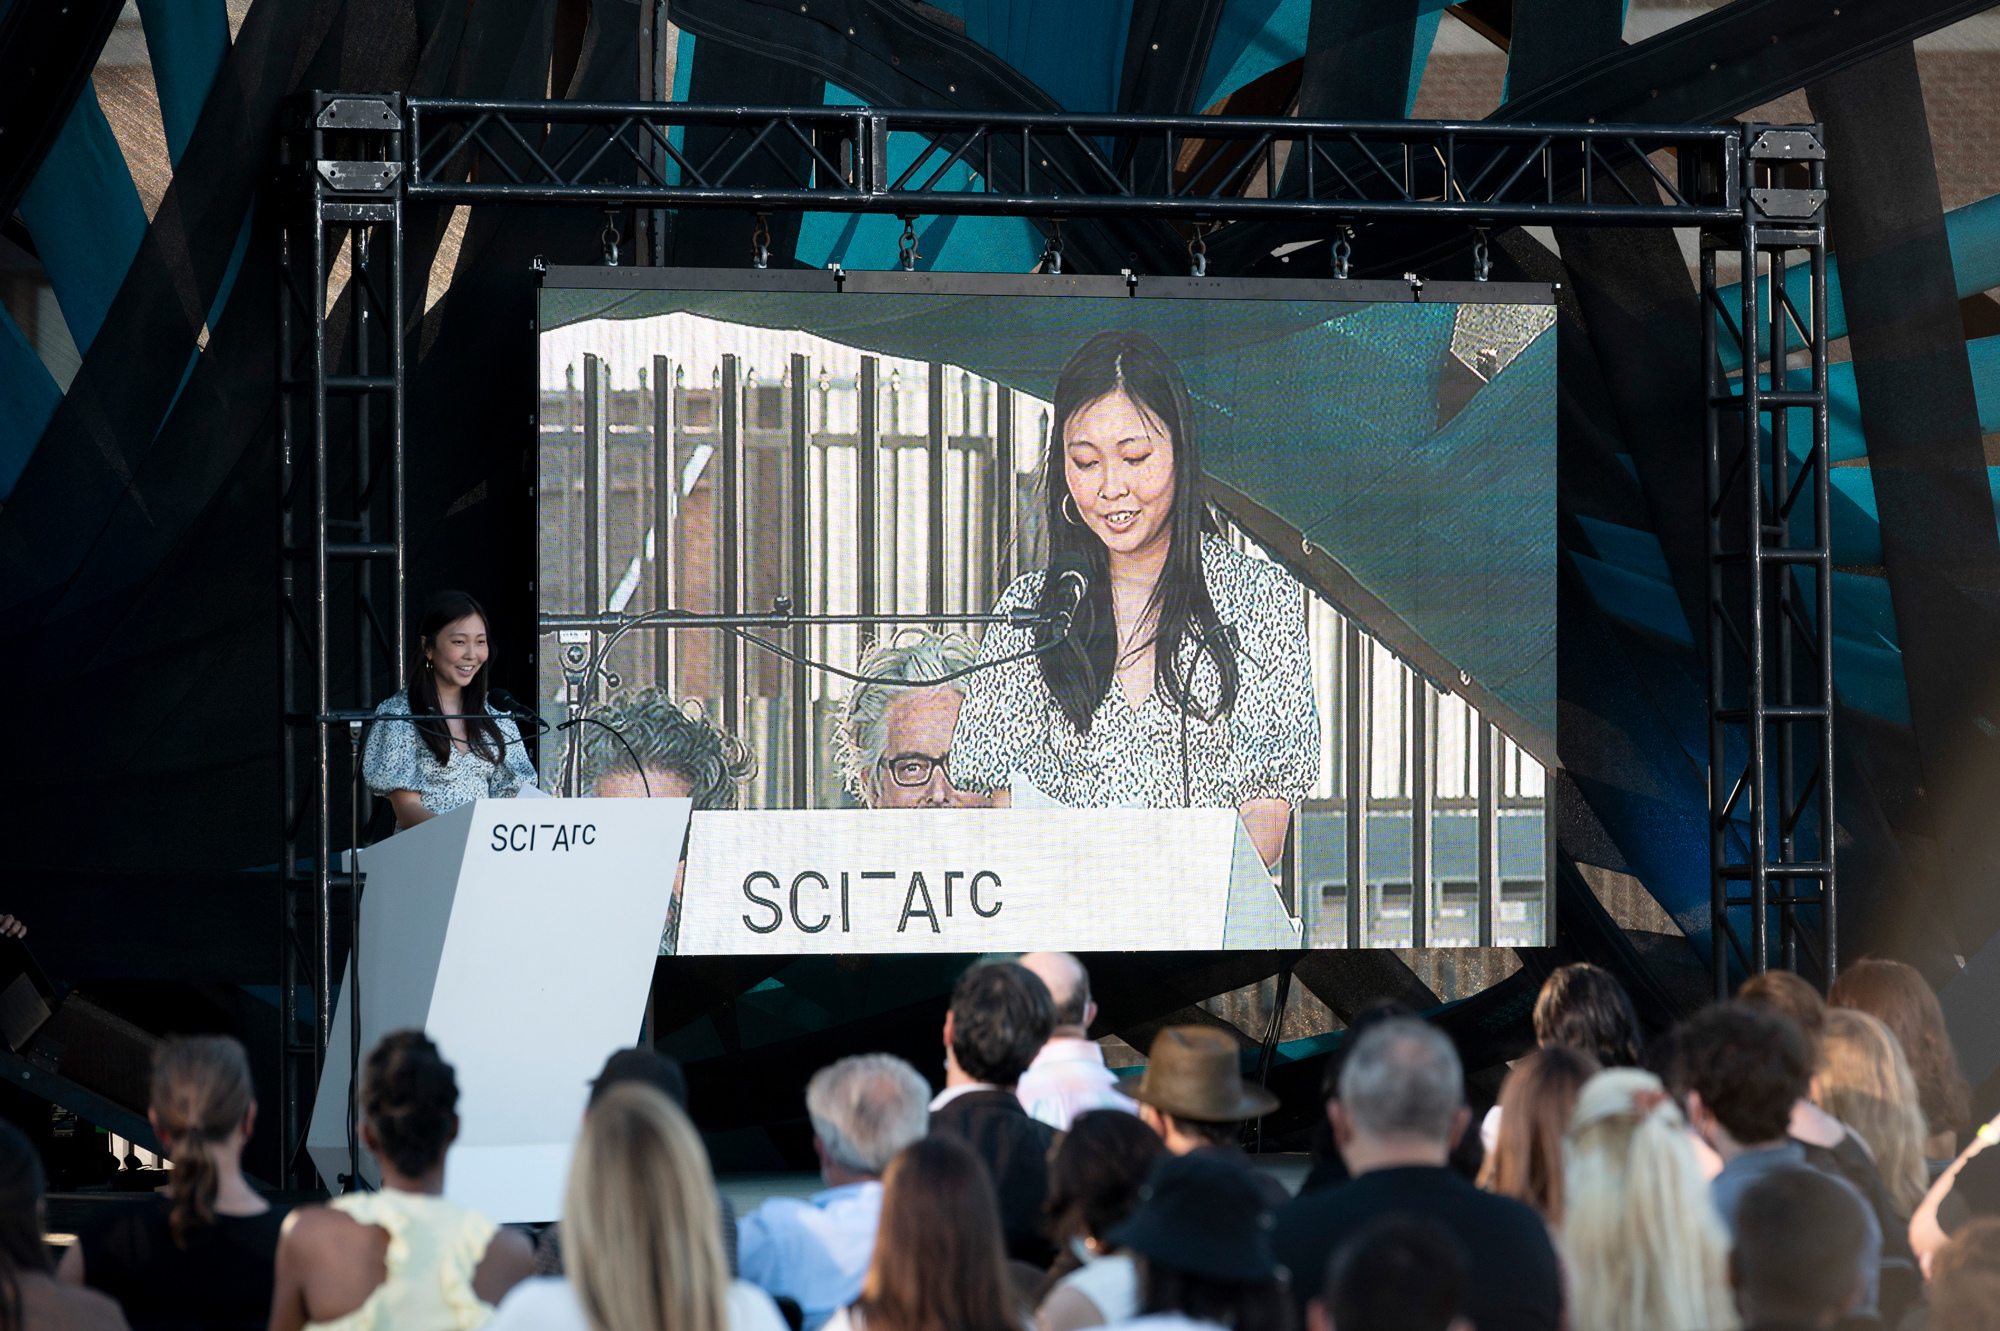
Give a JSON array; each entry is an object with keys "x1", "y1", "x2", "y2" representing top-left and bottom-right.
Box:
[
  {"x1": 1748, "y1": 129, "x2": 1825, "y2": 162},
  {"x1": 1750, "y1": 187, "x2": 1826, "y2": 221},
  {"x1": 324, "y1": 202, "x2": 395, "y2": 222},
  {"x1": 317, "y1": 160, "x2": 403, "y2": 192},
  {"x1": 318, "y1": 98, "x2": 403, "y2": 130}
]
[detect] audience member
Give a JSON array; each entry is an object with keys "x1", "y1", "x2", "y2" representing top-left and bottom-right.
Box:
[
  {"x1": 929, "y1": 962, "x2": 1059, "y2": 1264},
  {"x1": 1015, "y1": 953, "x2": 1137, "y2": 1129},
  {"x1": 1483, "y1": 963, "x2": 1642, "y2": 1158},
  {"x1": 1302, "y1": 1002, "x2": 1479, "y2": 1193},
  {"x1": 1035, "y1": 1110, "x2": 1168, "y2": 1331},
  {"x1": 837, "y1": 632, "x2": 991, "y2": 808},
  {"x1": 534, "y1": 1047, "x2": 738, "y2": 1278},
  {"x1": 1561, "y1": 1068, "x2": 1735, "y2": 1331},
  {"x1": 1738, "y1": 971, "x2": 1914, "y2": 1262},
  {"x1": 1818, "y1": 1007, "x2": 1931, "y2": 1218},
  {"x1": 1830, "y1": 959, "x2": 1972, "y2": 1158},
  {"x1": 1271, "y1": 1018, "x2": 1562, "y2": 1331},
  {"x1": 1911, "y1": 1111, "x2": 2000, "y2": 1268},
  {"x1": 1738, "y1": 969, "x2": 1854, "y2": 1150},
  {"x1": 1476, "y1": 1045, "x2": 1597, "y2": 1225},
  {"x1": 1127, "y1": 1027, "x2": 1287, "y2": 1210},
  {"x1": 0, "y1": 1118, "x2": 128, "y2": 1330},
  {"x1": 59, "y1": 1036, "x2": 284, "y2": 1330},
  {"x1": 1309, "y1": 1215, "x2": 1470, "y2": 1331},
  {"x1": 485, "y1": 1083, "x2": 787, "y2": 1331},
  {"x1": 270, "y1": 1030, "x2": 536, "y2": 1330},
  {"x1": 823, "y1": 1136, "x2": 1023, "y2": 1331},
  {"x1": 1731, "y1": 1167, "x2": 1871, "y2": 1330},
  {"x1": 738, "y1": 1054, "x2": 932, "y2": 1331},
  {"x1": 1676, "y1": 1003, "x2": 1884, "y2": 1311},
  {"x1": 1928, "y1": 1219, "x2": 2000, "y2": 1331},
  {"x1": 1104, "y1": 1153, "x2": 1291, "y2": 1331}
]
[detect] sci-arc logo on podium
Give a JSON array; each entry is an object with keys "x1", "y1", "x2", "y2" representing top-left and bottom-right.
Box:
[{"x1": 678, "y1": 808, "x2": 1299, "y2": 954}]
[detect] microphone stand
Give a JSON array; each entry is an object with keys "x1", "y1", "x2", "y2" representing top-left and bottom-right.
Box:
[{"x1": 541, "y1": 603, "x2": 1059, "y2": 798}]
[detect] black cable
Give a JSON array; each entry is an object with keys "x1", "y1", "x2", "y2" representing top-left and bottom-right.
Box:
[
  {"x1": 720, "y1": 626, "x2": 1066, "y2": 689},
  {"x1": 556, "y1": 714, "x2": 652, "y2": 798}
]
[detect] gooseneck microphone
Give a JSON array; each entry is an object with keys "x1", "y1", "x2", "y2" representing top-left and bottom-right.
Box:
[{"x1": 1048, "y1": 553, "x2": 1090, "y2": 640}]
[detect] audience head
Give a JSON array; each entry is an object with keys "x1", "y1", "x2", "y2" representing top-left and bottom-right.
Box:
[
  {"x1": 1932, "y1": 1216, "x2": 2000, "y2": 1283},
  {"x1": 590, "y1": 1046, "x2": 688, "y2": 1111},
  {"x1": 1829, "y1": 958, "x2": 1972, "y2": 1144},
  {"x1": 805, "y1": 1053, "x2": 931, "y2": 1181},
  {"x1": 361, "y1": 1029, "x2": 460, "y2": 1182},
  {"x1": 1131, "y1": 1025, "x2": 1280, "y2": 1152},
  {"x1": 862, "y1": 1135, "x2": 1020, "y2": 1331},
  {"x1": 150, "y1": 1035, "x2": 256, "y2": 1246},
  {"x1": 1675, "y1": 1003, "x2": 1810, "y2": 1153},
  {"x1": 946, "y1": 962, "x2": 1056, "y2": 1089},
  {"x1": 1816, "y1": 1007, "x2": 1930, "y2": 1217},
  {"x1": 583, "y1": 688, "x2": 753, "y2": 807},
  {"x1": 1737, "y1": 969, "x2": 1829, "y2": 1067},
  {"x1": 1334, "y1": 1017, "x2": 1467, "y2": 1160},
  {"x1": 1019, "y1": 952, "x2": 1095, "y2": 1036},
  {"x1": 1476, "y1": 1044, "x2": 1598, "y2": 1223},
  {"x1": 1562, "y1": 1068, "x2": 1735, "y2": 1331},
  {"x1": 1044, "y1": 1109, "x2": 1168, "y2": 1256},
  {"x1": 566, "y1": 1081, "x2": 729, "y2": 1331},
  {"x1": 0, "y1": 1119, "x2": 50, "y2": 1288},
  {"x1": 839, "y1": 632, "x2": 988, "y2": 808},
  {"x1": 1108, "y1": 1153, "x2": 1291, "y2": 1331},
  {"x1": 1931, "y1": 1218, "x2": 2000, "y2": 1331},
  {"x1": 1730, "y1": 1167, "x2": 1870, "y2": 1328},
  {"x1": 1533, "y1": 963, "x2": 1644, "y2": 1068},
  {"x1": 1310, "y1": 1215, "x2": 1469, "y2": 1331}
]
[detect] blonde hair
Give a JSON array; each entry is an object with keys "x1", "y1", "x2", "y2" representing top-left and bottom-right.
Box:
[
  {"x1": 1561, "y1": 1069, "x2": 1737, "y2": 1331},
  {"x1": 1817, "y1": 1008, "x2": 1930, "y2": 1217},
  {"x1": 565, "y1": 1083, "x2": 729, "y2": 1331}
]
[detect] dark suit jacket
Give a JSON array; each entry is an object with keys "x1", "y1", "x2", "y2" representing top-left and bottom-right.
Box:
[
  {"x1": 930, "y1": 1088, "x2": 1057, "y2": 1267},
  {"x1": 1272, "y1": 1165, "x2": 1561, "y2": 1331}
]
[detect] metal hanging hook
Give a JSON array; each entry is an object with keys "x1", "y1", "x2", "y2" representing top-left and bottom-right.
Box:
[
  {"x1": 1041, "y1": 219, "x2": 1064, "y2": 275},
  {"x1": 1189, "y1": 222, "x2": 1210, "y2": 278},
  {"x1": 898, "y1": 216, "x2": 920, "y2": 271},
  {"x1": 752, "y1": 212, "x2": 771, "y2": 270},
  {"x1": 1332, "y1": 227, "x2": 1353, "y2": 280},
  {"x1": 1472, "y1": 228, "x2": 1491, "y2": 282},
  {"x1": 601, "y1": 210, "x2": 622, "y2": 267}
]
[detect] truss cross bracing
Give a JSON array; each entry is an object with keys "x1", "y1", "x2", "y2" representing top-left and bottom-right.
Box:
[{"x1": 274, "y1": 92, "x2": 1832, "y2": 1186}]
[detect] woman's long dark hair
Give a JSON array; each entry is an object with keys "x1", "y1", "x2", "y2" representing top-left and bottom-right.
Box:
[
  {"x1": 858, "y1": 1136, "x2": 1021, "y2": 1331},
  {"x1": 1036, "y1": 331, "x2": 1239, "y2": 734},
  {"x1": 408, "y1": 590, "x2": 506, "y2": 766},
  {"x1": 0, "y1": 1120, "x2": 51, "y2": 1331}
]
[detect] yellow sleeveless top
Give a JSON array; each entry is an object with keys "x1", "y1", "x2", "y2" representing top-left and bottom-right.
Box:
[{"x1": 306, "y1": 1190, "x2": 499, "y2": 1331}]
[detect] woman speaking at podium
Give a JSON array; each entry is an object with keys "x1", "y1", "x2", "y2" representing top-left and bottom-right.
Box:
[
  {"x1": 363, "y1": 590, "x2": 540, "y2": 829},
  {"x1": 949, "y1": 331, "x2": 1319, "y2": 869}
]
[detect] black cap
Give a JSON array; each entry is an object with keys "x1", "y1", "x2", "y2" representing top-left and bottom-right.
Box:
[
  {"x1": 1105, "y1": 1152, "x2": 1279, "y2": 1283},
  {"x1": 589, "y1": 1048, "x2": 687, "y2": 1110}
]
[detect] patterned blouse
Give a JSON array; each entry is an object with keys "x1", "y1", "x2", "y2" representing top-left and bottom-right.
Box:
[
  {"x1": 950, "y1": 534, "x2": 1321, "y2": 809},
  {"x1": 362, "y1": 689, "x2": 540, "y2": 816}
]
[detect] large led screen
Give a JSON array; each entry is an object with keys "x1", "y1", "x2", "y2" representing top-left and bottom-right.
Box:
[{"x1": 537, "y1": 270, "x2": 1556, "y2": 952}]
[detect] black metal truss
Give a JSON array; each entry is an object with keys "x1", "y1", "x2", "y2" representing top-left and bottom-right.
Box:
[
  {"x1": 1702, "y1": 128, "x2": 1836, "y2": 998},
  {"x1": 275, "y1": 92, "x2": 408, "y2": 1188},
  {"x1": 274, "y1": 91, "x2": 1832, "y2": 1185}
]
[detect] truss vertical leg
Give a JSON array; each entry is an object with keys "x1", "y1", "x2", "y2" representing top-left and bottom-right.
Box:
[{"x1": 1707, "y1": 124, "x2": 1836, "y2": 996}]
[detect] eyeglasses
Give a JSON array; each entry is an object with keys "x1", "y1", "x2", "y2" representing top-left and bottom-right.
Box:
[{"x1": 882, "y1": 752, "x2": 951, "y2": 788}]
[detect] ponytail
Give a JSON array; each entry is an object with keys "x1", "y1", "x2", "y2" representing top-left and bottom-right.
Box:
[{"x1": 151, "y1": 1036, "x2": 255, "y2": 1247}]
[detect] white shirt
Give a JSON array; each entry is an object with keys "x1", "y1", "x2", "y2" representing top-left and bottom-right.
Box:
[
  {"x1": 1052, "y1": 1252, "x2": 1140, "y2": 1325},
  {"x1": 1111, "y1": 1315, "x2": 1229, "y2": 1331},
  {"x1": 737, "y1": 1181, "x2": 884, "y2": 1331},
  {"x1": 1017, "y1": 1039, "x2": 1138, "y2": 1130},
  {"x1": 487, "y1": 1276, "x2": 788, "y2": 1331}
]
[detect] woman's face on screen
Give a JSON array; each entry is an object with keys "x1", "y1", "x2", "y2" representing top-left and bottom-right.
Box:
[
  {"x1": 425, "y1": 613, "x2": 489, "y2": 691},
  {"x1": 1062, "y1": 389, "x2": 1175, "y2": 562}
]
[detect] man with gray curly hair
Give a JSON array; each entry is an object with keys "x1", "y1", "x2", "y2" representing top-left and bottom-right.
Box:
[
  {"x1": 580, "y1": 687, "x2": 754, "y2": 806},
  {"x1": 737, "y1": 1054, "x2": 932, "y2": 1331},
  {"x1": 838, "y1": 631, "x2": 991, "y2": 808}
]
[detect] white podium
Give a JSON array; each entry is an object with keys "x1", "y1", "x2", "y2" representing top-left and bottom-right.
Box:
[
  {"x1": 307, "y1": 797, "x2": 689, "y2": 1223},
  {"x1": 678, "y1": 808, "x2": 1298, "y2": 954}
]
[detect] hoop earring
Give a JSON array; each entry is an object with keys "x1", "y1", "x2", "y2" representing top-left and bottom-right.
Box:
[{"x1": 1060, "y1": 493, "x2": 1084, "y2": 526}]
